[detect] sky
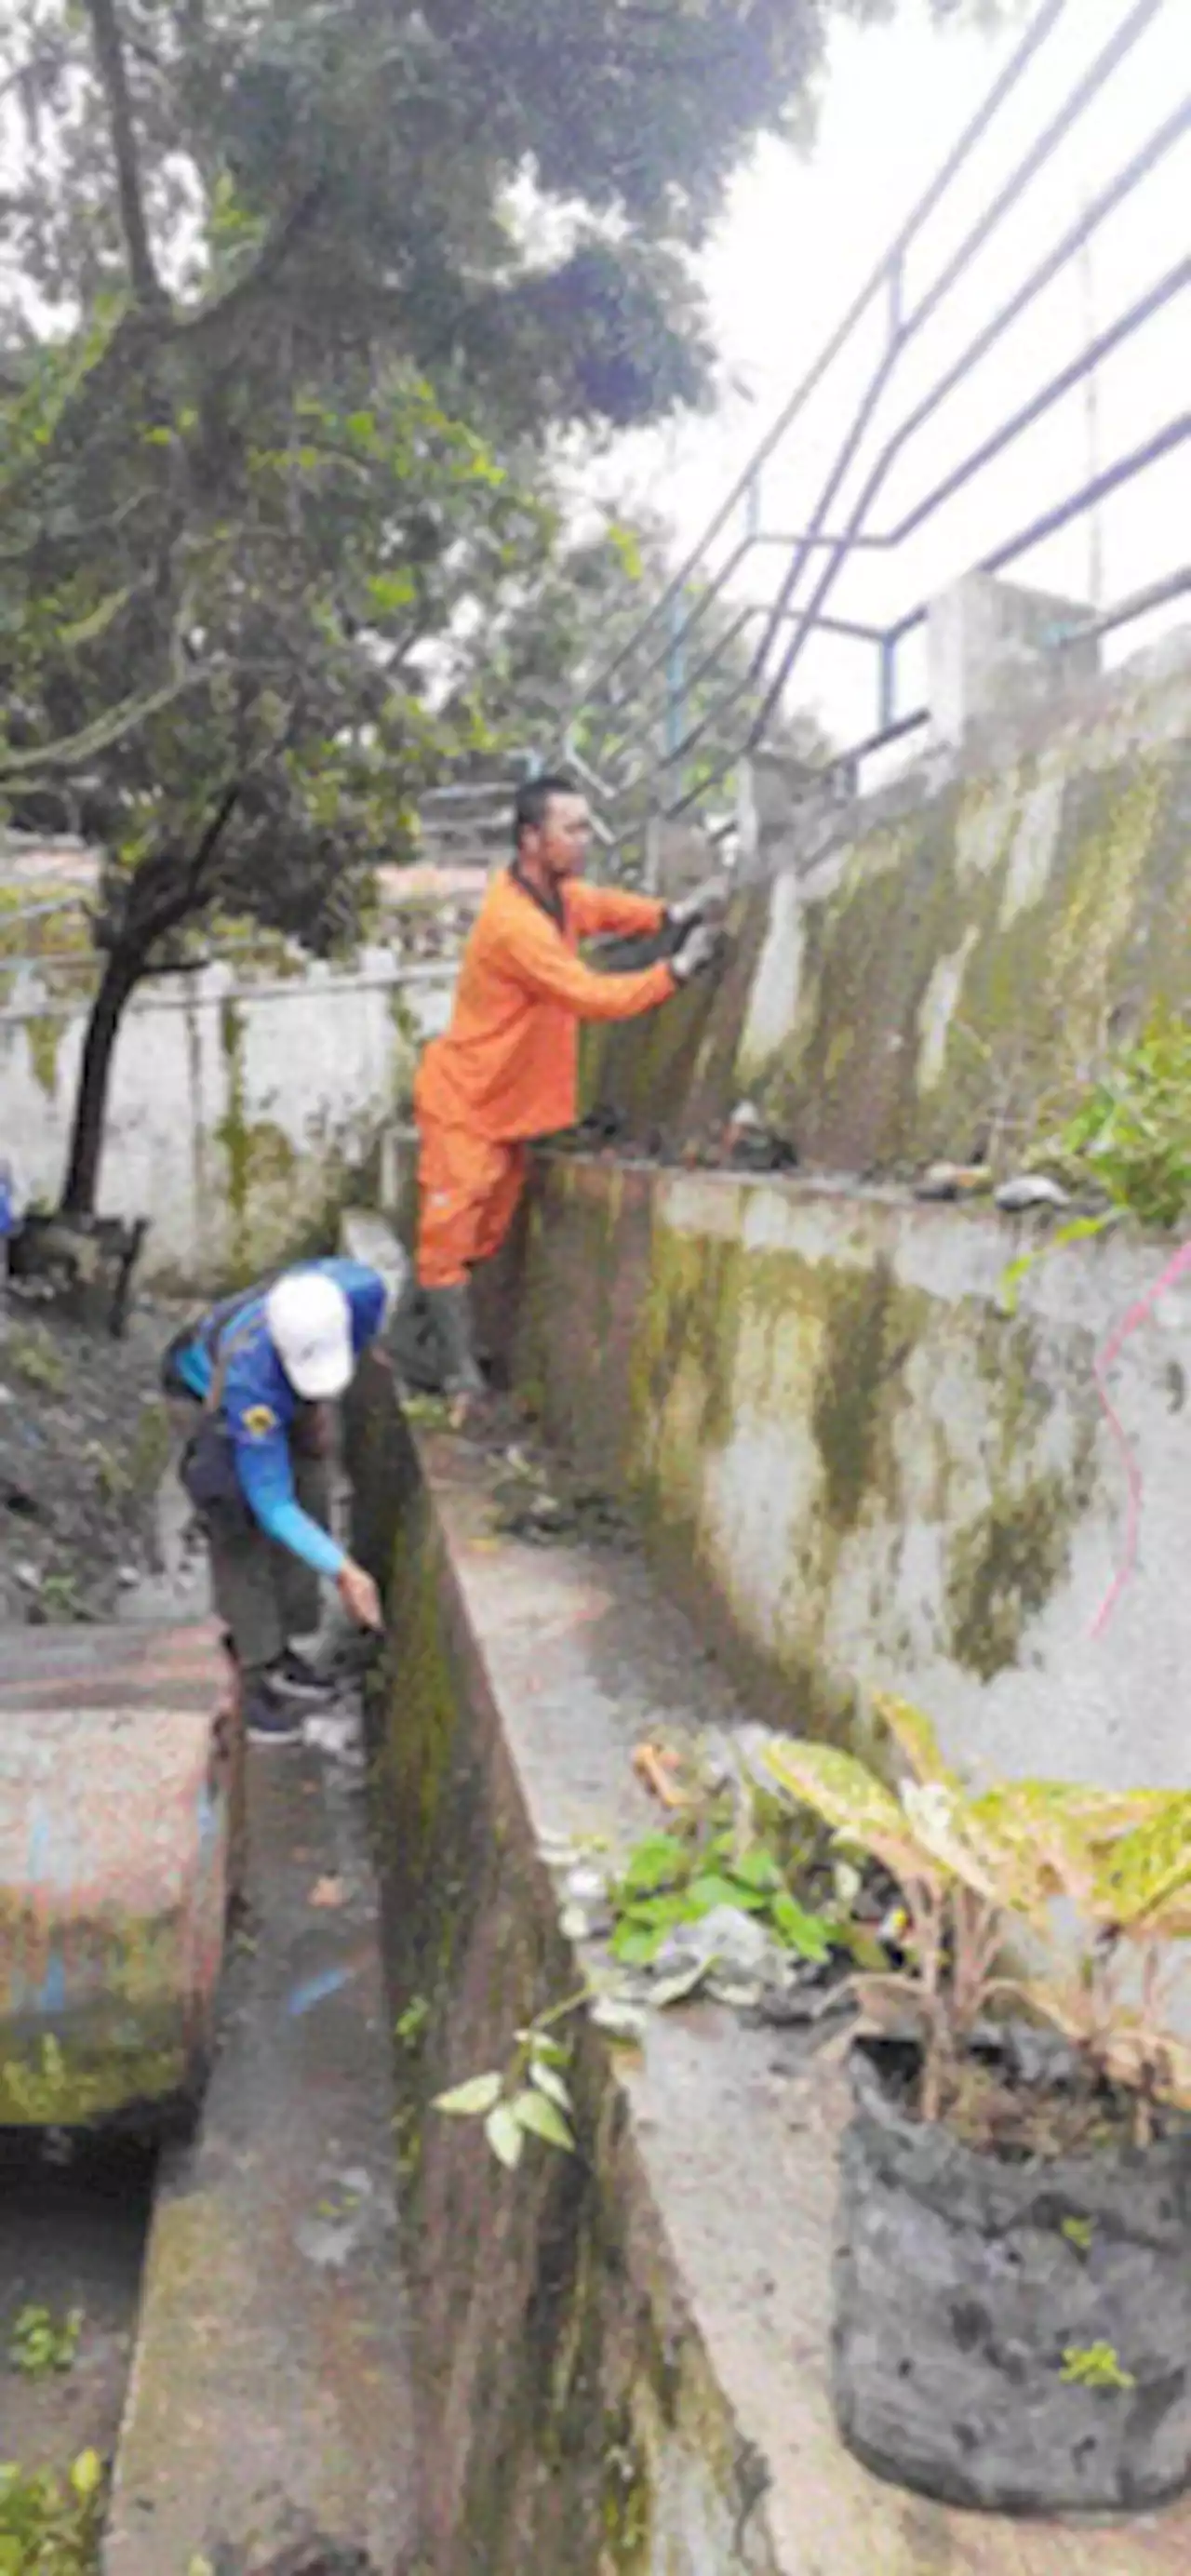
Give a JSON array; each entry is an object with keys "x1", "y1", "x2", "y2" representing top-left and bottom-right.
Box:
[{"x1": 593, "y1": 0, "x2": 1189, "y2": 765}]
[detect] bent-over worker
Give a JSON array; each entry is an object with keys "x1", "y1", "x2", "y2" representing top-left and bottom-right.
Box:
[
  {"x1": 406, "y1": 772, "x2": 726, "y2": 1404},
  {"x1": 162, "y1": 1258, "x2": 387, "y2": 1742}
]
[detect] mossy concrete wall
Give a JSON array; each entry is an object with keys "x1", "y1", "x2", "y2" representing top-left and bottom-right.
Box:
[
  {"x1": 512, "y1": 1157, "x2": 1191, "y2": 1793},
  {"x1": 0, "y1": 948, "x2": 451, "y2": 1288},
  {"x1": 345, "y1": 1365, "x2": 796, "y2": 2575},
  {"x1": 585, "y1": 635, "x2": 1191, "y2": 1174}
]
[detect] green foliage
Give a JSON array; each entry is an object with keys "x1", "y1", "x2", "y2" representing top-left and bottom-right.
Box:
[
  {"x1": 1000, "y1": 1009, "x2": 1191, "y2": 1314},
  {"x1": 1052, "y1": 1008, "x2": 1191, "y2": 1231},
  {"x1": 7, "y1": 2306, "x2": 82, "y2": 2382},
  {"x1": 609, "y1": 1824, "x2": 835, "y2": 1969},
  {"x1": 764, "y1": 1693, "x2": 1191, "y2": 2137},
  {"x1": 0, "y1": 2449, "x2": 103, "y2": 2575},
  {"x1": 433, "y1": 1995, "x2": 582, "y2": 2173},
  {"x1": 1060, "y1": 2342, "x2": 1135, "y2": 2393},
  {"x1": 6, "y1": 1329, "x2": 68, "y2": 1396}
]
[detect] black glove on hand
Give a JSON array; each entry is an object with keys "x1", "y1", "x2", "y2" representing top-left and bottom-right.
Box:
[
  {"x1": 667, "y1": 875, "x2": 729, "y2": 933},
  {"x1": 671, "y1": 920, "x2": 724, "y2": 985}
]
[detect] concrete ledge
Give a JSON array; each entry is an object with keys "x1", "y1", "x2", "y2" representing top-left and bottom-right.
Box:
[{"x1": 347, "y1": 1368, "x2": 1191, "y2": 2573}]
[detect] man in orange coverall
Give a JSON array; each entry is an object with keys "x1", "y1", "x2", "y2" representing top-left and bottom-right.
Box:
[{"x1": 403, "y1": 771, "x2": 726, "y2": 1408}]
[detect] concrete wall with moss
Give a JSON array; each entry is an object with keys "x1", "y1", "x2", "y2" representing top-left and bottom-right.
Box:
[
  {"x1": 344, "y1": 1363, "x2": 792, "y2": 2574},
  {"x1": 585, "y1": 634, "x2": 1191, "y2": 1175},
  {"x1": 0, "y1": 944, "x2": 451, "y2": 1288},
  {"x1": 512, "y1": 1156, "x2": 1191, "y2": 1794}
]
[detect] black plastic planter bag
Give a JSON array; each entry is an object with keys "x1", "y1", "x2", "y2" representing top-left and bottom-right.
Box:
[{"x1": 833, "y1": 2041, "x2": 1191, "y2": 2514}]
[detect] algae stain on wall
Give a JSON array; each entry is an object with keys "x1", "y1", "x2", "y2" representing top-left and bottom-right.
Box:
[{"x1": 24, "y1": 1013, "x2": 62, "y2": 1101}]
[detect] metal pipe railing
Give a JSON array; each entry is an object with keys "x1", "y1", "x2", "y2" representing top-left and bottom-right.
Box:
[{"x1": 559, "y1": 0, "x2": 1189, "y2": 855}]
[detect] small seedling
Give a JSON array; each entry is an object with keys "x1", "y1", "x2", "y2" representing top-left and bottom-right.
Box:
[
  {"x1": 9, "y1": 2302, "x2": 84, "y2": 2378},
  {"x1": 395, "y1": 1995, "x2": 430, "y2": 2053},
  {"x1": 1060, "y1": 2342, "x2": 1135, "y2": 2392},
  {"x1": 0, "y1": 2450, "x2": 103, "y2": 2572},
  {"x1": 434, "y1": 1995, "x2": 582, "y2": 2172},
  {"x1": 1060, "y1": 2215, "x2": 1094, "y2": 2254}
]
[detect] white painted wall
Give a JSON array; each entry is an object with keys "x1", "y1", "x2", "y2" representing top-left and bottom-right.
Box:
[{"x1": 0, "y1": 949, "x2": 453, "y2": 1288}]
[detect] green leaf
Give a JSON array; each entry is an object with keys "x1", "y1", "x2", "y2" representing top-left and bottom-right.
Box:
[
  {"x1": 727, "y1": 1848, "x2": 782, "y2": 1895},
  {"x1": 529, "y1": 2062, "x2": 573, "y2": 2111},
  {"x1": 484, "y1": 2102, "x2": 525, "y2": 2169},
  {"x1": 685, "y1": 1873, "x2": 757, "y2": 1917},
  {"x1": 997, "y1": 1211, "x2": 1117, "y2": 1318},
  {"x1": 611, "y1": 1921, "x2": 663, "y2": 1967},
  {"x1": 511, "y1": 2088, "x2": 575, "y2": 2151},
  {"x1": 433, "y1": 2071, "x2": 503, "y2": 2116},
  {"x1": 620, "y1": 1833, "x2": 688, "y2": 1895},
  {"x1": 770, "y1": 1893, "x2": 834, "y2": 1961}
]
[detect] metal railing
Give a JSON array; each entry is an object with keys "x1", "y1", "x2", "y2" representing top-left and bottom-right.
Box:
[{"x1": 560, "y1": 0, "x2": 1190, "y2": 857}]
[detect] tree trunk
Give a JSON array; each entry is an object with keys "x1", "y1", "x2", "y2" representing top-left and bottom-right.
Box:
[{"x1": 60, "y1": 941, "x2": 145, "y2": 1217}]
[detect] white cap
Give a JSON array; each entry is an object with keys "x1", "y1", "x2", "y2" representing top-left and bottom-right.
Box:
[{"x1": 266, "y1": 1270, "x2": 354, "y2": 1400}]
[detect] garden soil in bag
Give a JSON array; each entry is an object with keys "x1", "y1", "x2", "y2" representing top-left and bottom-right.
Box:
[{"x1": 833, "y1": 2040, "x2": 1191, "y2": 2515}]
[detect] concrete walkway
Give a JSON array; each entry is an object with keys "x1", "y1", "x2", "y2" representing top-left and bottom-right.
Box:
[{"x1": 103, "y1": 1728, "x2": 418, "y2": 2573}]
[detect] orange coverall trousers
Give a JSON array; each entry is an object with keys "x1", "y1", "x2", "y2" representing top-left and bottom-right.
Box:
[{"x1": 416, "y1": 1126, "x2": 528, "y2": 1291}]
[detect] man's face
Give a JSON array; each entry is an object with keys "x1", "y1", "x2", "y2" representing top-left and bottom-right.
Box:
[{"x1": 527, "y1": 792, "x2": 591, "y2": 882}]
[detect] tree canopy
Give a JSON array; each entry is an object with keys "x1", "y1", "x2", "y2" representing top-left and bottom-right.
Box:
[{"x1": 0, "y1": 0, "x2": 997, "y2": 1209}]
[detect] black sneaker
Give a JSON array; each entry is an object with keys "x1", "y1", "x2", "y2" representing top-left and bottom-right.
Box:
[
  {"x1": 244, "y1": 1683, "x2": 303, "y2": 1746},
  {"x1": 267, "y1": 1648, "x2": 335, "y2": 1706}
]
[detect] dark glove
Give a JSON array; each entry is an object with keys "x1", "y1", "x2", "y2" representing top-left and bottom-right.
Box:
[
  {"x1": 667, "y1": 875, "x2": 729, "y2": 933},
  {"x1": 671, "y1": 920, "x2": 724, "y2": 985}
]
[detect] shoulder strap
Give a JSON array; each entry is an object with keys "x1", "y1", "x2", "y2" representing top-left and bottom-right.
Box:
[{"x1": 204, "y1": 1314, "x2": 265, "y2": 1417}]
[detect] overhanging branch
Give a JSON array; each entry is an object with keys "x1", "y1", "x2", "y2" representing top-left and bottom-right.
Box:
[{"x1": 84, "y1": 0, "x2": 164, "y2": 310}]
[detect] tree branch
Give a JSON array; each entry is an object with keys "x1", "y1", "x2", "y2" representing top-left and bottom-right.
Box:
[
  {"x1": 84, "y1": 0, "x2": 164, "y2": 310},
  {"x1": 0, "y1": 661, "x2": 219, "y2": 790}
]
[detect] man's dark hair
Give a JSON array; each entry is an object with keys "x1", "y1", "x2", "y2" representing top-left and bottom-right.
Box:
[{"x1": 513, "y1": 772, "x2": 582, "y2": 849}]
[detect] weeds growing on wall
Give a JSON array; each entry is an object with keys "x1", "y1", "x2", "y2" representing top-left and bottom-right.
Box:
[
  {"x1": 0, "y1": 2450, "x2": 103, "y2": 2573},
  {"x1": 1000, "y1": 1007, "x2": 1191, "y2": 1315},
  {"x1": 997, "y1": 1010, "x2": 1191, "y2": 1634}
]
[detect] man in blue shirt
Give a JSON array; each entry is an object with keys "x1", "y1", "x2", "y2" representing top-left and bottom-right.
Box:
[{"x1": 162, "y1": 1259, "x2": 386, "y2": 1742}]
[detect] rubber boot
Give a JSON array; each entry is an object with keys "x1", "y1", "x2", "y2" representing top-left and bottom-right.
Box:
[
  {"x1": 422, "y1": 1282, "x2": 486, "y2": 1399},
  {"x1": 389, "y1": 1273, "x2": 450, "y2": 1394}
]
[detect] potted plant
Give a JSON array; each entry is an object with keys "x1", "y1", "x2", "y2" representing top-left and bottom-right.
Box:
[{"x1": 762, "y1": 1700, "x2": 1191, "y2": 2517}]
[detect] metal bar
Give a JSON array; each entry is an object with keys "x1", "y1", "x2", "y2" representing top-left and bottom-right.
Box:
[
  {"x1": 875, "y1": 114, "x2": 1191, "y2": 544},
  {"x1": 903, "y1": 0, "x2": 1171, "y2": 353},
  {"x1": 1088, "y1": 563, "x2": 1191, "y2": 641},
  {"x1": 601, "y1": 536, "x2": 753, "y2": 719},
  {"x1": 887, "y1": 255, "x2": 1191, "y2": 553},
  {"x1": 878, "y1": 634, "x2": 898, "y2": 733},
  {"x1": 569, "y1": 0, "x2": 1072, "y2": 714},
  {"x1": 979, "y1": 414, "x2": 1191, "y2": 582},
  {"x1": 742, "y1": 24, "x2": 1180, "y2": 741}
]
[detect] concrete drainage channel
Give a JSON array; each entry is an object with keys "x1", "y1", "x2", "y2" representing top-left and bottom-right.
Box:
[{"x1": 1, "y1": 1582, "x2": 415, "y2": 2572}]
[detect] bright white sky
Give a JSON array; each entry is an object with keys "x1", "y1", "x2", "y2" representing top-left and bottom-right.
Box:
[{"x1": 596, "y1": 0, "x2": 1189, "y2": 755}]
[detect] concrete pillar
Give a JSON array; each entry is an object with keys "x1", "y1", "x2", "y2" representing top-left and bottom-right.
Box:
[{"x1": 928, "y1": 570, "x2": 1101, "y2": 749}]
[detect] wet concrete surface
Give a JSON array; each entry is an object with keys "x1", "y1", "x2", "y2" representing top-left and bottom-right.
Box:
[
  {"x1": 104, "y1": 1731, "x2": 418, "y2": 2575},
  {"x1": 0, "y1": 2129, "x2": 154, "y2": 2471}
]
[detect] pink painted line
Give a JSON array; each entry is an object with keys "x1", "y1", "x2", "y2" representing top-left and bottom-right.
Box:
[{"x1": 1091, "y1": 1237, "x2": 1191, "y2": 1638}]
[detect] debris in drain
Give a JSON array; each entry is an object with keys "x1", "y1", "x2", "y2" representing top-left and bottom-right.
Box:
[
  {"x1": 914, "y1": 1161, "x2": 993, "y2": 1202},
  {"x1": 486, "y1": 1444, "x2": 633, "y2": 1550},
  {"x1": 994, "y1": 1172, "x2": 1073, "y2": 1213}
]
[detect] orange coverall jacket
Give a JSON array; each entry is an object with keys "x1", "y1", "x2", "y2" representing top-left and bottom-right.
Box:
[{"x1": 414, "y1": 869, "x2": 675, "y2": 1288}]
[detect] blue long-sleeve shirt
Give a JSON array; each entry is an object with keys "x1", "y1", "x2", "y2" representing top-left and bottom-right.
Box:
[{"x1": 173, "y1": 1258, "x2": 387, "y2": 1577}]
